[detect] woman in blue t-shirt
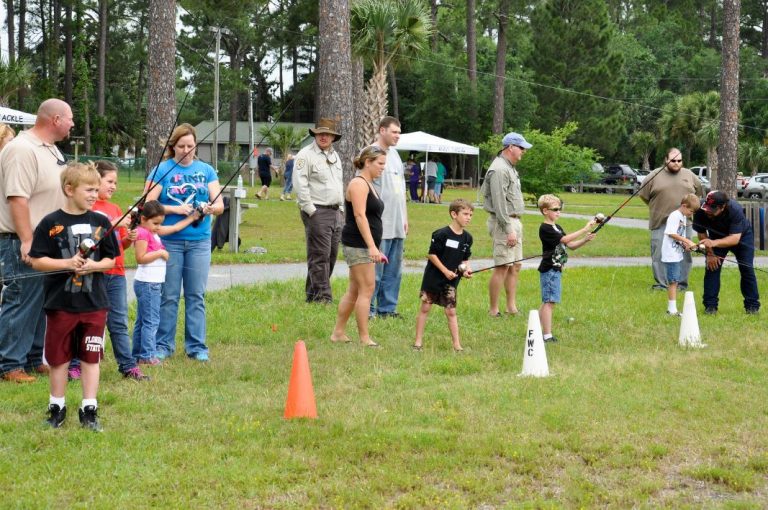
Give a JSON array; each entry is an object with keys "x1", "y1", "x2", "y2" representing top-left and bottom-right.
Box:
[{"x1": 145, "y1": 123, "x2": 224, "y2": 362}]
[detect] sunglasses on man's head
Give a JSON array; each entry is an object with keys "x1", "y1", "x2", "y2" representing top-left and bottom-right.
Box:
[{"x1": 46, "y1": 145, "x2": 67, "y2": 166}]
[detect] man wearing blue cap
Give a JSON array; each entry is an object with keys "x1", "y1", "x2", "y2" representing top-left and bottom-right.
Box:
[{"x1": 481, "y1": 132, "x2": 532, "y2": 317}]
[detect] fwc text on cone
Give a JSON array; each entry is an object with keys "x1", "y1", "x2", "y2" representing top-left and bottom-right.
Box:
[
  {"x1": 679, "y1": 291, "x2": 705, "y2": 348},
  {"x1": 518, "y1": 310, "x2": 550, "y2": 377},
  {"x1": 284, "y1": 340, "x2": 318, "y2": 419}
]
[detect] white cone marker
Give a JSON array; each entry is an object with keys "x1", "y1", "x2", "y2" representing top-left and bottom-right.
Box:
[
  {"x1": 679, "y1": 291, "x2": 706, "y2": 348},
  {"x1": 519, "y1": 310, "x2": 550, "y2": 377}
]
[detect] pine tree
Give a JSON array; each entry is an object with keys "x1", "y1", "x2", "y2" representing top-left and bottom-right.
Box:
[{"x1": 528, "y1": 0, "x2": 626, "y2": 156}]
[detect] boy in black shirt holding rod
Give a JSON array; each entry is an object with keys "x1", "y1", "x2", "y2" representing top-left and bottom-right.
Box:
[
  {"x1": 30, "y1": 162, "x2": 119, "y2": 431},
  {"x1": 414, "y1": 199, "x2": 474, "y2": 352},
  {"x1": 538, "y1": 194, "x2": 596, "y2": 343}
]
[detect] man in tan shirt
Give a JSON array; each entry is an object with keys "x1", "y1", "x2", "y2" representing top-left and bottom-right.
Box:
[
  {"x1": 638, "y1": 147, "x2": 703, "y2": 291},
  {"x1": 0, "y1": 99, "x2": 73, "y2": 383},
  {"x1": 481, "y1": 132, "x2": 532, "y2": 317},
  {"x1": 292, "y1": 118, "x2": 345, "y2": 304}
]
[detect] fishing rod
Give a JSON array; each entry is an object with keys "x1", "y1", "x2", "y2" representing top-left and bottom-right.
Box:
[
  {"x1": 202, "y1": 97, "x2": 297, "y2": 215},
  {"x1": 591, "y1": 167, "x2": 667, "y2": 234}
]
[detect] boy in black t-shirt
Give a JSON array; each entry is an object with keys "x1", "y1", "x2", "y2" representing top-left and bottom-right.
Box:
[
  {"x1": 29, "y1": 162, "x2": 119, "y2": 431},
  {"x1": 414, "y1": 199, "x2": 474, "y2": 352},
  {"x1": 537, "y1": 194, "x2": 596, "y2": 343}
]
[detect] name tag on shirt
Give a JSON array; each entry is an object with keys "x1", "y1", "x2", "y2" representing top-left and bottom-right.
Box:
[
  {"x1": 445, "y1": 239, "x2": 459, "y2": 249},
  {"x1": 72, "y1": 223, "x2": 92, "y2": 235}
]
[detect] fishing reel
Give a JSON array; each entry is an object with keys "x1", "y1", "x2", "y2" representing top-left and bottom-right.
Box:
[
  {"x1": 79, "y1": 238, "x2": 96, "y2": 258},
  {"x1": 594, "y1": 213, "x2": 606, "y2": 224},
  {"x1": 192, "y1": 201, "x2": 208, "y2": 227},
  {"x1": 128, "y1": 205, "x2": 142, "y2": 230}
]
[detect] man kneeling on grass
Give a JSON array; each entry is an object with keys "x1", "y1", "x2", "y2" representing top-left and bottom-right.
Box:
[
  {"x1": 537, "y1": 194, "x2": 596, "y2": 343},
  {"x1": 30, "y1": 162, "x2": 118, "y2": 432}
]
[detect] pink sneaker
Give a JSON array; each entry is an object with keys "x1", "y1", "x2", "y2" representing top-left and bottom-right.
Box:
[
  {"x1": 122, "y1": 367, "x2": 150, "y2": 381},
  {"x1": 68, "y1": 366, "x2": 81, "y2": 380}
]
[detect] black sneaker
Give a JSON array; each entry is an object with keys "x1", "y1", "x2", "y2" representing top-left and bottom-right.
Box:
[
  {"x1": 45, "y1": 404, "x2": 66, "y2": 428},
  {"x1": 379, "y1": 312, "x2": 403, "y2": 319},
  {"x1": 704, "y1": 307, "x2": 718, "y2": 315},
  {"x1": 78, "y1": 405, "x2": 103, "y2": 432},
  {"x1": 746, "y1": 308, "x2": 760, "y2": 315},
  {"x1": 544, "y1": 336, "x2": 558, "y2": 343}
]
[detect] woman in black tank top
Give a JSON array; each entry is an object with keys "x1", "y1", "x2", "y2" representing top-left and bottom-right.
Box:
[{"x1": 331, "y1": 146, "x2": 387, "y2": 347}]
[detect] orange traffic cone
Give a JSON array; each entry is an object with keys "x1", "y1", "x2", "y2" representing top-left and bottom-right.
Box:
[{"x1": 284, "y1": 340, "x2": 318, "y2": 419}]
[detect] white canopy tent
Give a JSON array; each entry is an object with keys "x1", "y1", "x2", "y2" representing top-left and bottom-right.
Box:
[
  {"x1": 0, "y1": 106, "x2": 36, "y2": 125},
  {"x1": 395, "y1": 131, "x2": 480, "y2": 201}
]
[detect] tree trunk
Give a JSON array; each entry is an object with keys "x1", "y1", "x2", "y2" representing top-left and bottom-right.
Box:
[
  {"x1": 491, "y1": 0, "x2": 510, "y2": 134},
  {"x1": 17, "y1": 0, "x2": 25, "y2": 105},
  {"x1": 718, "y1": 0, "x2": 740, "y2": 197},
  {"x1": 146, "y1": 0, "x2": 177, "y2": 175},
  {"x1": 64, "y1": 2, "x2": 73, "y2": 106},
  {"x1": 430, "y1": 0, "x2": 438, "y2": 51},
  {"x1": 352, "y1": 56, "x2": 365, "y2": 153},
  {"x1": 97, "y1": 0, "x2": 107, "y2": 116},
  {"x1": 318, "y1": 0, "x2": 355, "y2": 184},
  {"x1": 228, "y1": 48, "x2": 241, "y2": 151},
  {"x1": 51, "y1": 0, "x2": 61, "y2": 87},
  {"x1": 6, "y1": 0, "x2": 14, "y2": 65},
  {"x1": 709, "y1": 0, "x2": 718, "y2": 49},
  {"x1": 762, "y1": 1, "x2": 768, "y2": 60},
  {"x1": 388, "y1": 64, "x2": 398, "y2": 120},
  {"x1": 39, "y1": 0, "x2": 46, "y2": 81},
  {"x1": 134, "y1": 10, "x2": 147, "y2": 160},
  {"x1": 361, "y1": 68, "x2": 388, "y2": 145},
  {"x1": 467, "y1": 0, "x2": 477, "y2": 89}
]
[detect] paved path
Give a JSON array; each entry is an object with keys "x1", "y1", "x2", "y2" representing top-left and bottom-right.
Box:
[
  {"x1": 122, "y1": 212, "x2": 766, "y2": 300},
  {"x1": 124, "y1": 255, "x2": 768, "y2": 301}
]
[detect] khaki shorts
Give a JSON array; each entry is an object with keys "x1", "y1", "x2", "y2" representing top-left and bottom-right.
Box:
[
  {"x1": 342, "y1": 244, "x2": 374, "y2": 266},
  {"x1": 488, "y1": 215, "x2": 523, "y2": 265}
]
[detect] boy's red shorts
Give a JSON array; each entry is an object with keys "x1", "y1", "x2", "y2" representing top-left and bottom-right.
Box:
[{"x1": 44, "y1": 309, "x2": 108, "y2": 366}]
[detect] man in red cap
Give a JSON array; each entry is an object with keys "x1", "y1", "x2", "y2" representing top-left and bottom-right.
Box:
[{"x1": 692, "y1": 190, "x2": 760, "y2": 314}]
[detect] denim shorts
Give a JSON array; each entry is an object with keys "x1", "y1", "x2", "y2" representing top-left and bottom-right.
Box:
[
  {"x1": 540, "y1": 269, "x2": 562, "y2": 304},
  {"x1": 342, "y1": 245, "x2": 374, "y2": 266},
  {"x1": 664, "y1": 261, "x2": 682, "y2": 283}
]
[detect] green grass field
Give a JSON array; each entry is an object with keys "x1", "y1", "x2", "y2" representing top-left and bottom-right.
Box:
[{"x1": 3, "y1": 265, "x2": 768, "y2": 507}]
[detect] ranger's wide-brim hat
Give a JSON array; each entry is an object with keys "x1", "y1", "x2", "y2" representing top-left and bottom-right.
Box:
[{"x1": 309, "y1": 118, "x2": 342, "y2": 142}]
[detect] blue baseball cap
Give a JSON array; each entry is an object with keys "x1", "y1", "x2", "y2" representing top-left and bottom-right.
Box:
[{"x1": 502, "y1": 132, "x2": 532, "y2": 149}]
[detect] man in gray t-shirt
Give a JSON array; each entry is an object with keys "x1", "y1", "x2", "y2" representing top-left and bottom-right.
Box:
[{"x1": 371, "y1": 116, "x2": 408, "y2": 318}]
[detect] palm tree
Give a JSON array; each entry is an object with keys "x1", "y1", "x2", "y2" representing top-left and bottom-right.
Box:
[
  {"x1": 657, "y1": 91, "x2": 720, "y2": 161},
  {"x1": 0, "y1": 59, "x2": 31, "y2": 106},
  {"x1": 696, "y1": 120, "x2": 720, "y2": 187},
  {"x1": 739, "y1": 140, "x2": 768, "y2": 176},
  {"x1": 258, "y1": 124, "x2": 306, "y2": 185},
  {"x1": 629, "y1": 130, "x2": 656, "y2": 171},
  {"x1": 351, "y1": 0, "x2": 433, "y2": 145}
]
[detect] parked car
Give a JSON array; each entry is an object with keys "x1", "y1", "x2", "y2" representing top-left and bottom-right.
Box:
[
  {"x1": 690, "y1": 166, "x2": 709, "y2": 180},
  {"x1": 699, "y1": 176, "x2": 712, "y2": 193},
  {"x1": 635, "y1": 168, "x2": 650, "y2": 185},
  {"x1": 742, "y1": 174, "x2": 768, "y2": 199},
  {"x1": 599, "y1": 164, "x2": 638, "y2": 193}
]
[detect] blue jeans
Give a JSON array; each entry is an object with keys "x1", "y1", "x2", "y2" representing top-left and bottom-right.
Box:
[
  {"x1": 371, "y1": 237, "x2": 404, "y2": 315},
  {"x1": 155, "y1": 238, "x2": 211, "y2": 357},
  {"x1": 283, "y1": 169, "x2": 293, "y2": 194},
  {"x1": 703, "y1": 232, "x2": 760, "y2": 311},
  {"x1": 0, "y1": 238, "x2": 46, "y2": 374},
  {"x1": 133, "y1": 280, "x2": 162, "y2": 360},
  {"x1": 104, "y1": 274, "x2": 137, "y2": 372}
]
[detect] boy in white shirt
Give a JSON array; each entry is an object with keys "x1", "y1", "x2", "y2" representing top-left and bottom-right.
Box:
[{"x1": 662, "y1": 194, "x2": 701, "y2": 316}]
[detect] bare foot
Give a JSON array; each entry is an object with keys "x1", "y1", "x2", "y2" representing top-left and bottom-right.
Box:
[
  {"x1": 361, "y1": 339, "x2": 380, "y2": 347},
  {"x1": 453, "y1": 344, "x2": 464, "y2": 352},
  {"x1": 330, "y1": 334, "x2": 351, "y2": 343},
  {"x1": 506, "y1": 308, "x2": 519, "y2": 315}
]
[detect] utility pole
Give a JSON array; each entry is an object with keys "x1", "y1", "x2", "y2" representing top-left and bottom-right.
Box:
[
  {"x1": 248, "y1": 86, "x2": 255, "y2": 187},
  {"x1": 212, "y1": 27, "x2": 221, "y2": 171}
]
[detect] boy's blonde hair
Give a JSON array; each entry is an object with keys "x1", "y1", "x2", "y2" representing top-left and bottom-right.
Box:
[
  {"x1": 60, "y1": 161, "x2": 101, "y2": 193},
  {"x1": 449, "y1": 198, "x2": 474, "y2": 215},
  {"x1": 537, "y1": 194, "x2": 561, "y2": 212},
  {"x1": 681, "y1": 193, "x2": 700, "y2": 210}
]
